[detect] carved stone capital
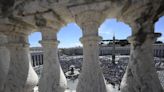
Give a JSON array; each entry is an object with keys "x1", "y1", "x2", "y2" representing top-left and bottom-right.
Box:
[
  {"x1": 39, "y1": 26, "x2": 58, "y2": 33},
  {"x1": 75, "y1": 11, "x2": 104, "y2": 38},
  {"x1": 39, "y1": 27, "x2": 58, "y2": 41},
  {"x1": 75, "y1": 10, "x2": 105, "y2": 27},
  {"x1": 35, "y1": 11, "x2": 66, "y2": 31},
  {"x1": 39, "y1": 40, "x2": 59, "y2": 47},
  {"x1": 0, "y1": 23, "x2": 33, "y2": 36}
]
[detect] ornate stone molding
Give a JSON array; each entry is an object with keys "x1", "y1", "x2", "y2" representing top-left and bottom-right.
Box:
[
  {"x1": 75, "y1": 10, "x2": 105, "y2": 39},
  {"x1": 119, "y1": 0, "x2": 164, "y2": 27},
  {"x1": 40, "y1": 40, "x2": 59, "y2": 47},
  {"x1": 75, "y1": 10, "x2": 105, "y2": 26},
  {"x1": 6, "y1": 32, "x2": 29, "y2": 47},
  {"x1": 1, "y1": 0, "x2": 163, "y2": 34},
  {"x1": 39, "y1": 27, "x2": 59, "y2": 41},
  {"x1": 0, "y1": 19, "x2": 35, "y2": 36}
]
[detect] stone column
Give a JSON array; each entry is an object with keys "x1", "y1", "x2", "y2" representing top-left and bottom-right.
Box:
[
  {"x1": 0, "y1": 33, "x2": 10, "y2": 92},
  {"x1": 120, "y1": 22, "x2": 164, "y2": 92},
  {"x1": 39, "y1": 27, "x2": 67, "y2": 92},
  {"x1": 76, "y1": 11, "x2": 107, "y2": 92},
  {"x1": 3, "y1": 32, "x2": 38, "y2": 92}
]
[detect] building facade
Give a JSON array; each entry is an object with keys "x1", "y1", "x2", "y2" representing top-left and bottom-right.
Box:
[{"x1": 30, "y1": 43, "x2": 164, "y2": 68}]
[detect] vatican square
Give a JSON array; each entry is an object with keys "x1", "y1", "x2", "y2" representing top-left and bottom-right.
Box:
[{"x1": 0, "y1": 0, "x2": 164, "y2": 92}]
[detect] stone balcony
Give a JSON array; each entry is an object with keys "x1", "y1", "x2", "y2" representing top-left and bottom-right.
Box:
[{"x1": 0, "y1": 0, "x2": 164, "y2": 92}]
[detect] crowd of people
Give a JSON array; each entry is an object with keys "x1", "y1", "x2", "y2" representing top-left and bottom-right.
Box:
[
  {"x1": 59, "y1": 55, "x2": 129, "y2": 86},
  {"x1": 59, "y1": 55, "x2": 164, "y2": 88},
  {"x1": 34, "y1": 55, "x2": 164, "y2": 89}
]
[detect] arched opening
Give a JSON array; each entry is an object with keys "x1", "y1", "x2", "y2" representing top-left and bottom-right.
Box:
[
  {"x1": 154, "y1": 16, "x2": 164, "y2": 88},
  {"x1": 58, "y1": 23, "x2": 82, "y2": 48},
  {"x1": 98, "y1": 18, "x2": 132, "y2": 91},
  {"x1": 28, "y1": 23, "x2": 83, "y2": 91},
  {"x1": 28, "y1": 32, "x2": 43, "y2": 77},
  {"x1": 57, "y1": 22, "x2": 82, "y2": 91},
  {"x1": 29, "y1": 32, "x2": 42, "y2": 47}
]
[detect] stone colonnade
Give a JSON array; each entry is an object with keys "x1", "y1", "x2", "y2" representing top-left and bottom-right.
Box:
[{"x1": 0, "y1": 12, "x2": 163, "y2": 92}]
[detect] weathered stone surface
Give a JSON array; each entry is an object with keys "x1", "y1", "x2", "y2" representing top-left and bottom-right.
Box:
[
  {"x1": 0, "y1": 34, "x2": 10, "y2": 92},
  {"x1": 0, "y1": 0, "x2": 163, "y2": 34},
  {"x1": 120, "y1": 22, "x2": 164, "y2": 92}
]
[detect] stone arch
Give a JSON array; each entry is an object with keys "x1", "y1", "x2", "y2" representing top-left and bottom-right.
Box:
[
  {"x1": 29, "y1": 32, "x2": 42, "y2": 47},
  {"x1": 58, "y1": 22, "x2": 82, "y2": 49},
  {"x1": 28, "y1": 31, "x2": 43, "y2": 79},
  {"x1": 98, "y1": 18, "x2": 132, "y2": 91},
  {"x1": 57, "y1": 22, "x2": 83, "y2": 91}
]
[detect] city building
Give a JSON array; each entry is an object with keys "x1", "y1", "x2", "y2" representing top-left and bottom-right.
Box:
[{"x1": 30, "y1": 43, "x2": 164, "y2": 67}]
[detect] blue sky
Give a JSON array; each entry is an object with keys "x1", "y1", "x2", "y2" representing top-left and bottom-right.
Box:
[{"x1": 29, "y1": 17, "x2": 164, "y2": 48}]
